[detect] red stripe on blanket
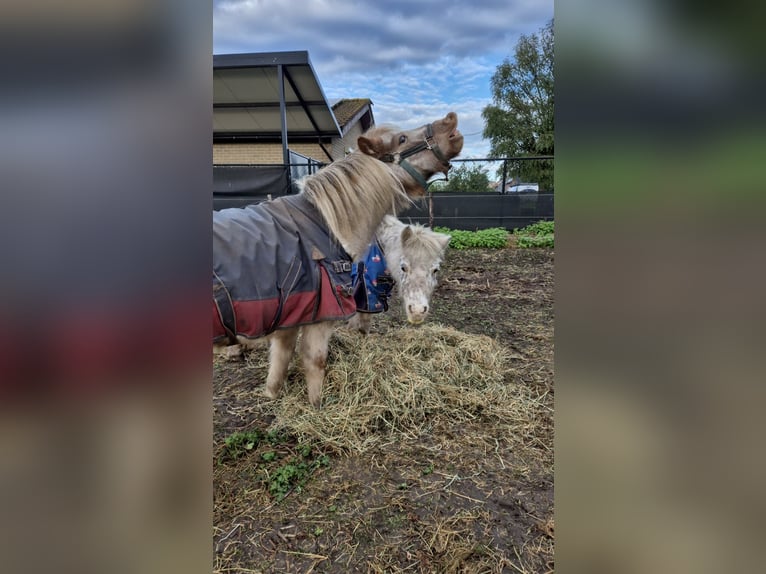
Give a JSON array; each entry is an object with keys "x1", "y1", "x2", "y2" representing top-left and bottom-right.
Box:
[{"x1": 219, "y1": 266, "x2": 356, "y2": 340}]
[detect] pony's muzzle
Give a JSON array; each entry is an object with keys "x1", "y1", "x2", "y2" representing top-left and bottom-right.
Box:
[{"x1": 407, "y1": 303, "x2": 429, "y2": 325}]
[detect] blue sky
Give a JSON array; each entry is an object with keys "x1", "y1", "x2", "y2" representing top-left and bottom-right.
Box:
[{"x1": 213, "y1": 0, "x2": 553, "y2": 159}]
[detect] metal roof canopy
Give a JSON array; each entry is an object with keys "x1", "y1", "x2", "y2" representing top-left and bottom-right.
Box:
[{"x1": 214, "y1": 51, "x2": 341, "y2": 163}]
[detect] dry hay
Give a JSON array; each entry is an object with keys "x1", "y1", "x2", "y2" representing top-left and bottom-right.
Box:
[{"x1": 237, "y1": 324, "x2": 545, "y2": 453}]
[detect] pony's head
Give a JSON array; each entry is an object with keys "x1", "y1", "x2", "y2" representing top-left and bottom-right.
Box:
[
  {"x1": 379, "y1": 216, "x2": 451, "y2": 325},
  {"x1": 357, "y1": 112, "x2": 464, "y2": 197}
]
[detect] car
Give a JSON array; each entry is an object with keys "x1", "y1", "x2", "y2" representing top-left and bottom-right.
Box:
[{"x1": 505, "y1": 182, "x2": 539, "y2": 193}]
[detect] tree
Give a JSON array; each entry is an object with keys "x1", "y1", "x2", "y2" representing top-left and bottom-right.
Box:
[
  {"x1": 482, "y1": 19, "x2": 554, "y2": 191},
  {"x1": 429, "y1": 163, "x2": 491, "y2": 193}
]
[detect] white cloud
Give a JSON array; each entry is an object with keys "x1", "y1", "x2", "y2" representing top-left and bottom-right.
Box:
[
  {"x1": 213, "y1": 0, "x2": 553, "y2": 159},
  {"x1": 214, "y1": 0, "x2": 552, "y2": 69}
]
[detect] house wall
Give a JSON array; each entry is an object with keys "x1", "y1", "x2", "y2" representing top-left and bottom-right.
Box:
[
  {"x1": 213, "y1": 107, "x2": 372, "y2": 164},
  {"x1": 213, "y1": 143, "x2": 329, "y2": 165},
  {"x1": 331, "y1": 122, "x2": 367, "y2": 159}
]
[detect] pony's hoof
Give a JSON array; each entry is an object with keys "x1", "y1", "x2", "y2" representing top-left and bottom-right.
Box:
[{"x1": 263, "y1": 387, "x2": 279, "y2": 400}]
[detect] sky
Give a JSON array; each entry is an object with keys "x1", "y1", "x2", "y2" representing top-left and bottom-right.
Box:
[{"x1": 213, "y1": 0, "x2": 553, "y2": 159}]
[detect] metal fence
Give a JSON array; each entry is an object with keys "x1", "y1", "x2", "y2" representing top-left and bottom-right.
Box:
[
  {"x1": 444, "y1": 156, "x2": 553, "y2": 195},
  {"x1": 213, "y1": 156, "x2": 553, "y2": 230},
  {"x1": 398, "y1": 192, "x2": 553, "y2": 231}
]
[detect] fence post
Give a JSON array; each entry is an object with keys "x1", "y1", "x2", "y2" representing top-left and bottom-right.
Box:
[
  {"x1": 428, "y1": 192, "x2": 434, "y2": 228},
  {"x1": 501, "y1": 160, "x2": 508, "y2": 195}
]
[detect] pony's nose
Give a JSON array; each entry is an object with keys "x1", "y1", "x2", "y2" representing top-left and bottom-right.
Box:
[
  {"x1": 408, "y1": 303, "x2": 428, "y2": 315},
  {"x1": 407, "y1": 303, "x2": 429, "y2": 324}
]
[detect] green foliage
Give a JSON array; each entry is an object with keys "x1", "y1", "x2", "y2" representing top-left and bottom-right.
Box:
[
  {"x1": 482, "y1": 19, "x2": 554, "y2": 190},
  {"x1": 220, "y1": 430, "x2": 263, "y2": 463},
  {"x1": 266, "y1": 429, "x2": 287, "y2": 445},
  {"x1": 429, "y1": 163, "x2": 491, "y2": 192},
  {"x1": 268, "y1": 452, "x2": 331, "y2": 501},
  {"x1": 219, "y1": 429, "x2": 332, "y2": 501},
  {"x1": 515, "y1": 220, "x2": 554, "y2": 248},
  {"x1": 434, "y1": 226, "x2": 509, "y2": 249}
]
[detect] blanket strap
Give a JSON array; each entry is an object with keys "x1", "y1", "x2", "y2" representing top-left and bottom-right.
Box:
[
  {"x1": 213, "y1": 271, "x2": 237, "y2": 341},
  {"x1": 332, "y1": 260, "x2": 353, "y2": 273}
]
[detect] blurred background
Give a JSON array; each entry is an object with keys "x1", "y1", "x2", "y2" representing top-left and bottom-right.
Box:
[
  {"x1": 556, "y1": 1, "x2": 766, "y2": 572},
  {"x1": 0, "y1": 2, "x2": 212, "y2": 573}
]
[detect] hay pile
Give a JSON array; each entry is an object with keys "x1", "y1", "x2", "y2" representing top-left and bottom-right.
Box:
[{"x1": 242, "y1": 324, "x2": 541, "y2": 453}]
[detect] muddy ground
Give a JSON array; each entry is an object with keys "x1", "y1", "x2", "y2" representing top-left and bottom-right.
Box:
[{"x1": 213, "y1": 244, "x2": 554, "y2": 573}]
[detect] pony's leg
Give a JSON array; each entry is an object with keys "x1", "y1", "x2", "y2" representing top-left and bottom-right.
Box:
[
  {"x1": 300, "y1": 321, "x2": 335, "y2": 408},
  {"x1": 347, "y1": 312, "x2": 372, "y2": 334},
  {"x1": 264, "y1": 327, "x2": 299, "y2": 400},
  {"x1": 213, "y1": 343, "x2": 243, "y2": 360}
]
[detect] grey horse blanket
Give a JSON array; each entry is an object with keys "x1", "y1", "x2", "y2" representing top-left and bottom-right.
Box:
[{"x1": 213, "y1": 194, "x2": 357, "y2": 343}]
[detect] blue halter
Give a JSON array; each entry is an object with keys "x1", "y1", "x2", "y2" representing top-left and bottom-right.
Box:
[{"x1": 351, "y1": 240, "x2": 395, "y2": 313}]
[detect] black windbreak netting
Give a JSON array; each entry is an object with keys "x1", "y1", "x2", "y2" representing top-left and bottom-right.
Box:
[{"x1": 213, "y1": 165, "x2": 289, "y2": 210}]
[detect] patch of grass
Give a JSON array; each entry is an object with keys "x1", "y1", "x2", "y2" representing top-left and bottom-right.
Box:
[
  {"x1": 219, "y1": 430, "x2": 263, "y2": 464},
  {"x1": 267, "y1": 451, "x2": 331, "y2": 501},
  {"x1": 514, "y1": 220, "x2": 554, "y2": 248},
  {"x1": 266, "y1": 429, "x2": 288, "y2": 445},
  {"x1": 434, "y1": 226, "x2": 509, "y2": 249},
  {"x1": 218, "y1": 427, "x2": 333, "y2": 502}
]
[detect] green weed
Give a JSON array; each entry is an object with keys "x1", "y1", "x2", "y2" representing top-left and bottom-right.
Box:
[
  {"x1": 267, "y1": 453, "x2": 331, "y2": 501},
  {"x1": 514, "y1": 220, "x2": 554, "y2": 248},
  {"x1": 219, "y1": 430, "x2": 263, "y2": 464},
  {"x1": 220, "y1": 429, "x2": 331, "y2": 501},
  {"x1": 433, "y1": 226, "x2": 509, "y2": 249}
]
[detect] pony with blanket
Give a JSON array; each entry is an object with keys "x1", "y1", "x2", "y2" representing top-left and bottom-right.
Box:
[{"x1": 213, "y1": 112, "x2": 463, "y2": 407}]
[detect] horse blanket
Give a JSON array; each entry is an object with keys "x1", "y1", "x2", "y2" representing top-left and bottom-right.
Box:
[
  {"x1": 351, "y1": 241, "x2": 394, "y2": 313},
  {"x1": 213, "y1": 194, "x2": 357, "y2": 343}
]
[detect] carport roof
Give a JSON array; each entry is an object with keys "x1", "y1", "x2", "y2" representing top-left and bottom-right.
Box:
[{"x1": 213, "y1": 51, "x2": 342, "y2": 142}]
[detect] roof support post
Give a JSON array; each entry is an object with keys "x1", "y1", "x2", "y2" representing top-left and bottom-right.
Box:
[{"x1": 277, "y1": 64, "x2": 290, "y2": 166}]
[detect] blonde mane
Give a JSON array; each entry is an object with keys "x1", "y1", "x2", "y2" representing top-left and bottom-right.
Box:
[{"x1": 298, "y1": 152, "x2": 411, "y2": 259}]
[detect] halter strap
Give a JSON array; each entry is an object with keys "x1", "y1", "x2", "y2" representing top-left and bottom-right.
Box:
[{"x1": 378, "y1": 123, "x2": 452, "y2": 192}]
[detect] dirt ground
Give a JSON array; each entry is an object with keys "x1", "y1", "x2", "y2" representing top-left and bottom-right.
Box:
[{"x1": 213, "y1": 244, "x2": 554, "y2": 573}]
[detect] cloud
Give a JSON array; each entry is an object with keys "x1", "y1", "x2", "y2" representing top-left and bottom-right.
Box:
[
  {"x1": 214, "y1": 0, "x2": 552, "y2": 70},
  {"x1": 317, "y1": 54, "x2": 498, "y2": 157},
  {"x1": 213, "y1": 0, "x2": 553, "y2": 158}
]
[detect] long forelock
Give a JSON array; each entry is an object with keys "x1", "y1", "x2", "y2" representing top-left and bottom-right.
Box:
[{"x1": 405, "y1": 223, "x2": 445, "y2": 260}]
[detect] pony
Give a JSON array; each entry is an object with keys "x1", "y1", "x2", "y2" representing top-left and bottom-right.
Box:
[
  {"x1": 348, "y1": 215, "x2": 451, "y2": 334},
  {"x1": 213, "y1": 112, "x2": 463, "y2": 407}
]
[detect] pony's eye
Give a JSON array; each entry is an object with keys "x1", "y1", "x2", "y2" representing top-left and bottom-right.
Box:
[
  {"x1": 399, "y1": 135, "x2": 407, "y2": 144},
  {"x1": 432, "y1": 268, "x2": 439, "y2": 275},
  {"x1": 401, "y1": 264, "x2": 408, "y2": 273}
]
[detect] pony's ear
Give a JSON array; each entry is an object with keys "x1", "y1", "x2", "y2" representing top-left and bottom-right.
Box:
[
  {"x1": 357, "y1": 135, "x2": 385, "y2": 157},
  {"x1": 400, "y1": 225, "x2": 414, "y2": 245},
  {"x1": 436, "y1": 233, "x2": 451, "y2": 250}
]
